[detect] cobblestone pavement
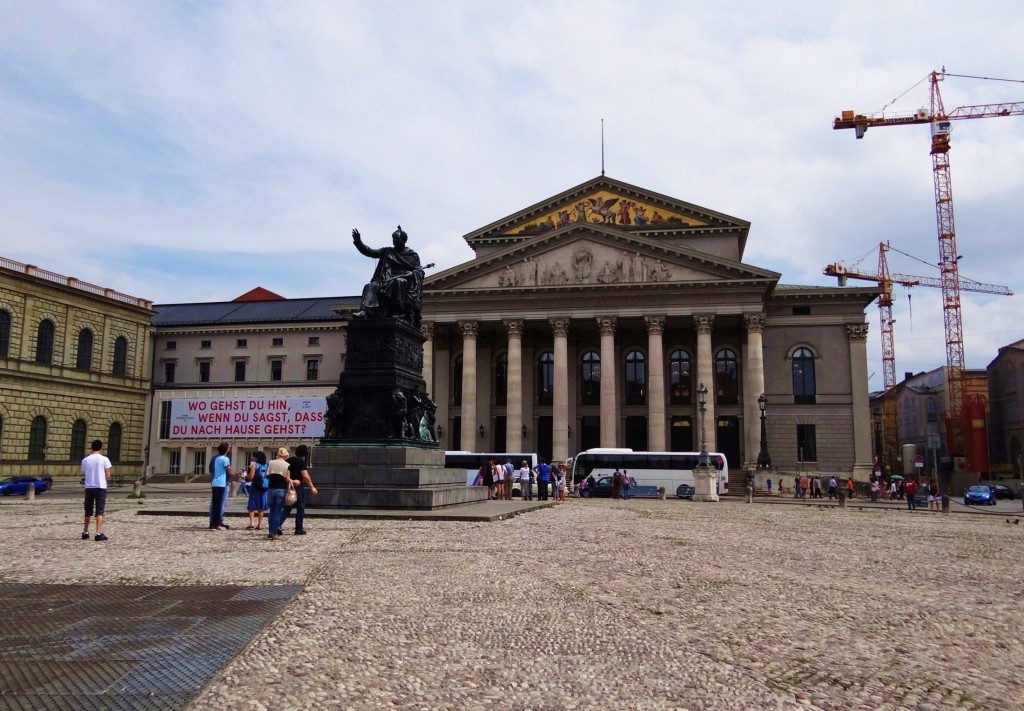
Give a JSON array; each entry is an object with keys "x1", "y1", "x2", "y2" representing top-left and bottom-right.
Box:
[{"x1": 1, "y1": 494, "x2": 1021, "y2": 710}]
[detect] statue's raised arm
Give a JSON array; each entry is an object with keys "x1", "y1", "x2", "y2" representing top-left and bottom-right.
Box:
[{"x1": 350, "y1": 225, "x2": 425, "y2": 328}]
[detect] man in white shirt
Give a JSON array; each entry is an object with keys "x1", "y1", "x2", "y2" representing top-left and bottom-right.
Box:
[{"x1": 81, "y1": 439, "x2": 112, "y2": 541}]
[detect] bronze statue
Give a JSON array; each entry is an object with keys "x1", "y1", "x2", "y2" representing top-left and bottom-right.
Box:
[{"x1": 351, "y1": 225, "x2": 430, "y2": 328}]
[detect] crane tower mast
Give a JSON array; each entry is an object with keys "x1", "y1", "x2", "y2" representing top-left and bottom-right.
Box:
[{"x1": 833, "y1": 71, "x2": 1024, "y2": 456}]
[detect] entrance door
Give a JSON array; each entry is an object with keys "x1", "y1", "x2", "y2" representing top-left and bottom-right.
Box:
[
  {"x1": 451, "y1": 416, "x2": 462, "y2": 451},
  {"x1": 670, "y1": 416, "x2": 693, "y2": 452},
  {"x1": 494, "y1": 415, "x2": 507, "y2": 453},
  {"x1": 580, "y1": 415, "x2": 600, "y2": 452},
  {"x1": 625, "y1": 416, "x2": 648, "y2": 451},
  {"x1": 537, "y1": 416, "x2": 553, "y2": 462},
  {"x1": 716, "y1": 416, "x2": 741, "y2": 470}
]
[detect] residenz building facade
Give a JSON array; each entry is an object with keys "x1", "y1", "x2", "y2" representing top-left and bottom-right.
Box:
[{"x1": 2, "y1": 177, "x2": 880, "y2": 484}]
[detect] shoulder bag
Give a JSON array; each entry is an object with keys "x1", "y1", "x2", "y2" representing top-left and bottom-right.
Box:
[{"x1": 284, "y1": 480, "x2": 298, "y2": 506}]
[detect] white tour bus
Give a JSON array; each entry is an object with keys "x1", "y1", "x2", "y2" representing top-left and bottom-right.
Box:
[
  {"x1": 570, "y1": 448, "x2": 729, "y2": 497},
  {"x1": 446, "y1": 451, "x2": 540, "y2": 496}
]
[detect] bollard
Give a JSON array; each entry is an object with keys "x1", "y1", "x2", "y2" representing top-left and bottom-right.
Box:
[
  {"x1": 838, "y1": 488, "x2": 847, "y2": 509},
  {"x1": 133, "y1": 479, "x2": 142, "y2": 497},
  {"x1": 941, "y1": 494, "x2": 950, "y2": 514},
  {"x1": 27, "y1": 481, "x2": 35, "y2": 502}
]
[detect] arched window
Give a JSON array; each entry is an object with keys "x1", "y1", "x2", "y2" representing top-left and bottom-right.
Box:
[
  {"x1": 624, "y1": 350, "x2": 647, "y2": 405},
  {"x1": 669, "y1": 349, "x2": 692, "y2": 405},
  {"x1": 0, "y1": 309, "x2": 11, "y2": 358},
  {"x1": 36, "y1": 319, "x2": 55, "y2": 364},
  {"x1": 715, "y1": 348, "x2": 738, "y2": 405},
  {"x1": 112, "y1": 336, "x2": 128, "y2": 376},
  {"x1": 495, "y1": 352, "x2": 508, "y2": 406},
  {"x1": 453, "y1": 354, "x2": 463, "y2": 406},
  {"x1": 108, "y1": 422, "x2": 122, "y2": 463},
  {"x1": 28, "y1": 415, "x2": 47, "y2": 461},
  {"x1": 537, "y1": 352, "x2": 554, "y2": 406},
  {"x1": 76, "y1": 328, "x2": 93, "y2": 372},
  {"x1": 1006, "y1": 368, "x2": 1019, "y2": 424},
  {"x1": 580, "y1": 350, "x2": 600, "y2": 406},
  {"x1": 792, "y1": 347, "x2": 816, "y2": 404},
  {"x1": 70, "y1": 419, "x2": 87, "y2": 461}
]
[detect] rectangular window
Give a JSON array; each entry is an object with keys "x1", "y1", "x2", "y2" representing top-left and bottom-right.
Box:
[
  {"x1": 159, "y1": 401, "x2": 172, "y2": 439},
  {"x1": 306, "y1": 359, "x2": 319, "y2": 381},
  {"x1": 199, "y1": 361, "x2": 211, "y2": 383},
  {"x1": 792, "y1": 306, "x2": 811, "y2": 316},
  {"x1": 797, "y1": 424, "x2": 817, "y2": 462},
  {"x1": 234, "y1": 360, "x2": 246, "y2": 382},
  {"x1": 271, "y1": 359, "x2": 283, "y2": 381},
  {"x1": 168, "y1": 450, "x2": 181, "y2": 475},
  {"x1": 166, "y1": 341, "x2": 177, "y2": 350},
  {"x1": 236, "y1": 339, "x2": 247, "y2": 348},
  {"x1": 201, "y1": 340, "x2": 211, "y2": 349},
  {"x1": 164, "y1": 361, "x2": 176, "y2": 384},
  {"x1": 272, "y1": 337, "x2": 284, "y2": 347},
  {"x1": 308, "y1": 336, "x2": 320, "y2": 346}
]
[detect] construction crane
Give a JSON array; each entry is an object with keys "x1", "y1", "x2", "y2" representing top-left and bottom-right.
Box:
[
  {"x1": 825, "y1": 242, "x2": 1012, "y2": 473},
  {"x1": 833, "y1": 70, "x2": 1024, "y2": 459}
]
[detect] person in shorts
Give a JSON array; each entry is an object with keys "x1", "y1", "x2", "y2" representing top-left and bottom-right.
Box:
[{"x1": 81, "y1": 439, "x2": 112, "y2": 541}]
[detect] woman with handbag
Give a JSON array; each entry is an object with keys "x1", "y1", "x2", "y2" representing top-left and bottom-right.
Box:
[{"x1": 266, "y1": 448, "x2": 291, "y2": 541}]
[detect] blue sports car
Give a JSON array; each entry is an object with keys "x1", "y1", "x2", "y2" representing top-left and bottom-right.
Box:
[
  {"x1": 964, "y1": 485, "x2": 996, "y2": 506},
  {"x1": 0, "y1": 476, "x2": 49, "y2": 496}
]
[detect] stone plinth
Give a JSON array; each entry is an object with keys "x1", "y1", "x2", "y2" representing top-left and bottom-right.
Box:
[
  {"x1": 693, "y1": 465, "x2": 720, "y2": 502},
  {"x1": 309, "y1": 443, "x2": 489, "y2": 510}
]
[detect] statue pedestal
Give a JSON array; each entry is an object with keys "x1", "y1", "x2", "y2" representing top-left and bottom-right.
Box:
[
  {"x1": 693, "y1": 464, "x2": 720, "y2": 502},
  {"x1": 313, "y1": 318, "x2": 487, "y2": 509},
  {"x1": 309, "y1": 444, "x2": 487, "y2": 509}
]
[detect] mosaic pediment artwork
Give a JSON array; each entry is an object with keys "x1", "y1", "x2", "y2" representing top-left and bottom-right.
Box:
[{"x1": 508, "y1": 190, "x2": 707, "y2": 236}]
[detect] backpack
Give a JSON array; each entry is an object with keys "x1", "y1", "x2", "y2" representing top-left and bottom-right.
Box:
[{"x1": 254, "y1": 463, "x2": 269, "y2": 490}]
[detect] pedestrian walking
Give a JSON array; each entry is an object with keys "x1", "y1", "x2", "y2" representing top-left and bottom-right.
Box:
[
  {"x1": 537, "y1": 460, "x2": 551, "y2": 501},
  {"x1": 503, "y1": 459, "x2": 515, "y2": 501},
  {"x1": 81, "y1": 439, "x2": 112, "y2": 541},
  {"x1": 518, "y1": 460, "x2": 533, "y2": 500},
  {"x1": 827, "y1": 476, "x2": 838, "y2": 499},
  {"x1": 280, "y1": 444, "x2": 317, "y2": 535},
  {"x1": 904, "y1": 478, "x2": 918, "y2": 510},
  {"x1": 621, "y1": 469, "x2": 631, "y2": 500},
  {"x1": 209, "y1": 442, "x2": 232, "y2": 530},
  {"x1": 767, "y1": 478, "x2": 773, "y2": 496},
  {"x1": 927, "y1": 479, "x2": 940, "y2": 511},
  {"x1": 265, "y1": 448, "x2": 290, "y2": 541},
  {"x1": 612, "y1": 468, "x2": 623, "y2": 499},
  {"x1": 245, "y1": 451, "x2": 269, "y2": 530}
]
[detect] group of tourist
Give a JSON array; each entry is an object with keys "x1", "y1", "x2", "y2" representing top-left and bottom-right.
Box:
[
  {"x1": 479, "y1": 458, "x2": 567, "y2": 502},
  {"x1": 208, "y1": 442, "x2": 318, "y2": 540}
]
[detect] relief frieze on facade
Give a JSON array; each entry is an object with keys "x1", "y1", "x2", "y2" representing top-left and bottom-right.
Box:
[{"x1": 490, "y1": 243, "x2": 686, "y2": 288}]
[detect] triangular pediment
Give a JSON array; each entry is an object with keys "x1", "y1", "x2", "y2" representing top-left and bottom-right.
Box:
[
  {"x1": 427, "y1": 223, "x2": 777, "y2": 293},
  {"x1": 464, "y1": 175, "x2": 751, "y2": 254}
]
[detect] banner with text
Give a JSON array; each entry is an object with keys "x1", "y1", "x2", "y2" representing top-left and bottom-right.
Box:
[{"x1": 168, "y1": 397, "x2": 327, "y2": 439}]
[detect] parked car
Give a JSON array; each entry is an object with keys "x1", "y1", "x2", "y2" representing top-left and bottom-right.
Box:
[
  {"x1": 0, "y1": 476, "x2": 49, "y2": 496},
  {"x1": 676, "y1": 484, "x2": 695, "y2": 499},
  {"x1": 582, "y1": 476, "x2": 659, "y2": 498},
  {"x1": 964, "y1": 485, "x2": 996, "y2": 506},
  {"x1": 992, "y1": 484, "x2": 1015, "y2": 500}
]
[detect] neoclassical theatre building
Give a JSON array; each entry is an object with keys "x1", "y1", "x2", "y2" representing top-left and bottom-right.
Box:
[{"x1": 417, "y1": 176, "x2": 879, "y2": 482}]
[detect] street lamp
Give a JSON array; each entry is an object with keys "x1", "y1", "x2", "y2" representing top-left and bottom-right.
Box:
[
  {"x1": 478, "y1": 424, "x2": 485, "y2": 439},
  {"x1": 756, "y1": 393, "x2": 771, "y2": 470},
  {"x1": 697, "y1": 383, "x2": 708, "y2": 467}
]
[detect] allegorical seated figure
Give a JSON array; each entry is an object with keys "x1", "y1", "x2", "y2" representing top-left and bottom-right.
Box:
[{"x1": 351, "y1": 225, "x2": 425, "y2": 328}]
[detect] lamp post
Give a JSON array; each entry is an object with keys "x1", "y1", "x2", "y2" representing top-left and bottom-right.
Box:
[
  {"x1": 694, "y1": 383, "x2": 718, "y2": 502},
  {"x1": 756, "y1": 393, "x2": 771, "y2": 470}
]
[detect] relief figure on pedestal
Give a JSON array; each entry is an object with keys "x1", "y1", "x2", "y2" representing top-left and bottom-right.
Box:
[
  {"x1": 351, "y1": 225, "x2": 430, "y2": 328},
  {"x1": 498, "y1": 264, "x2": 518, "y2": 287},
  {"x1": 522, "y1": 257, "x2": 538, "y2": 286},
  {"x1": 596, "y1": 261, "x2": 617, "y2": 284},
  {"x1": 572, "y1": 246, "x2": 593, "y2": 282}
]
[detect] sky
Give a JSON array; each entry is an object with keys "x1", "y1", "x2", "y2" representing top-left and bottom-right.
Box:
[{"x1": 2, "y1": 1, "x2": 1023, "y2": 392}]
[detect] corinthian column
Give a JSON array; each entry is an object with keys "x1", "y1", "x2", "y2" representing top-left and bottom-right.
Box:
[
  {"x1": 847, "y1": 323, "x2": 874, "y2": 481},
  {"x1": 742, "y1": 313, "x2": 766, "y2": 468},
  {"x1": 597, "y1": 316, "x2": 618, "y2": 447},
  {"x1": 645, "y1": 316, "x2": 666, "y2": 451},
  {"x1": 421, "y1": 322, "x2": 434, "y2": 398},
  {"x1": 551, "y1": 318, "x2": 571, "y2": 462},
  {"x1": 504, "y1": 319, "x2": 524, "y2": 451},
  {"x1": 693, "y1": 313, "x2": 716, "y2": 452},
  {"x1": 459, "y1": 320, "x2": 479, "y2": 449}
]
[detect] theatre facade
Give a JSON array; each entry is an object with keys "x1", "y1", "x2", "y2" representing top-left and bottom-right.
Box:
[{"x1": 416, "y1": 176, "x2": 880, "y2": 482}]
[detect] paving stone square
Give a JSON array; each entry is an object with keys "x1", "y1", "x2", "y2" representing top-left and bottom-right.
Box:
[{"x1": 0, "y1": 493, "x2": 1021, "y2": 710}]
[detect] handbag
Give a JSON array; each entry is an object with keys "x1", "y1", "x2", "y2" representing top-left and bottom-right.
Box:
[{"x1": 284, "y1": 481, "x2": 298, "y2": 506}]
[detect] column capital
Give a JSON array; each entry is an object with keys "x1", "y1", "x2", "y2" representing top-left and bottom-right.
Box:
[
  {"x1": 693, "y1": 313, "x2": 715, "y2": 334},
  {"x1": 743, "y1": 312, "x2": 766, "y2": 333},
  {"x1": 420, "y1": 322, "x2": 434, "y2": 340},
  {"x1": 846, "y1": 323, "x2": 869, "y2": 341},
  {"x1": 550, "y1": 318, "x2": 571, "y2": 338},
  {"x1": 596, "y1": 316, "x2": 617, "y2": 336},
  {"x1": 644, "y1": 315, "x2": 666, "y2": 335},
  {"x1": 459, "y1": 320, "x2": 479, "y2": 339},
  {"x1": 504, "y1": 319, "x2": 525, "y2": 339}
]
